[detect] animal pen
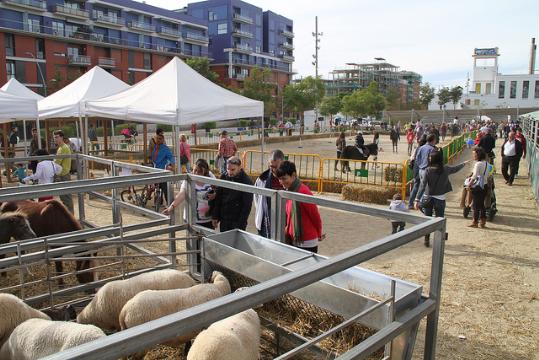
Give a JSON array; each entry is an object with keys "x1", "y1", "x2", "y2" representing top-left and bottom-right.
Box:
[{"x1": 0, "y1": 153, "x2": 446, "y2": 360}]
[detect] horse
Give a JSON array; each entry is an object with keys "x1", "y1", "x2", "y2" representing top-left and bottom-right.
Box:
[
  {"x1": 0, "y1": 200, "x2": 94, "y2": 286},
  {"x1": 0, "y1": 212, "x2": 37, "y2": 278},
  {"x1": 339, "y1": 143, "x2": 379, "y2": 172}
]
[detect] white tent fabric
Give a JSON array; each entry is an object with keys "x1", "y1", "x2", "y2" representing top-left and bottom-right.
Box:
[
  {"x1": 85, "y1": 57, "x2": 263, "y2": 125},
  {"x1": 1, "y1": 78, "x2": 44, "y2": 100},
  {"x1": 0, "y1": 90, "x2": 38, "y2": 123},
  {"x1": 38, "y1": 66, "x2": 130, "y2": 119}
]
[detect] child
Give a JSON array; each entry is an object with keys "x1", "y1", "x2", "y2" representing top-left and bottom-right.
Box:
[
  {"x1": 14, "y1": 163, "x2": 26, "y2": 183},
  {"x1": 389, "y1": 193, "x2": 408, "y2": 233}
]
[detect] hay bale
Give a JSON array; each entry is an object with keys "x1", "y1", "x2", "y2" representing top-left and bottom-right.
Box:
[
  {"x1": 384, "y1": 166, "x2": 402, "y2": 183},
  {"x1": 342, "y1": 184, "x2": 397, "y2": 205}
]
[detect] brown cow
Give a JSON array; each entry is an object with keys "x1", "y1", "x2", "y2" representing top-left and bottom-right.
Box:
[{"x1": 0, "y1": 200, "x2": 94, "y2": 286}]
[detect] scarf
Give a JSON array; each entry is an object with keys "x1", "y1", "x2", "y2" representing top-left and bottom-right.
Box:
[{"x1": 289, "y1": 178, "x2": 303, "y2": 246}]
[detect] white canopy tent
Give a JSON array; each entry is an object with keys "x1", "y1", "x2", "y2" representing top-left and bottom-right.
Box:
[
  {"x1": 0, "y1": 91, "x2": 38, "y2": 122},
  {"x1": 1, "y1": 78, "x2": 43, "y2": 151},
  {"x1": 38, "y1": 66, "x2": 130, "y2": 153},
  {"x1": 85, "y1": 56, "x2": 264, "y2": 167}
]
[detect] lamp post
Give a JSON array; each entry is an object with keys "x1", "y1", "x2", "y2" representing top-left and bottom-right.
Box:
[{"x1": 25, "y1": 52, "x2": 47, "y2": 96}]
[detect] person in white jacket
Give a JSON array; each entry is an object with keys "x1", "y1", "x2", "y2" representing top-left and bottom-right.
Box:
[{"x1": 23, "y1": 149, "x2": 62, "y2": 202}]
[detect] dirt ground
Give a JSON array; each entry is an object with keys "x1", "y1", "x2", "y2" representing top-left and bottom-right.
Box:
[{"x1": 1, "y1": 135, "x2": 537, "y2": 359}]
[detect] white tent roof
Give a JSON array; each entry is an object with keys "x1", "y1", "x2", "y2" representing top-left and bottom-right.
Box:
[
  {"x1": 0, "y1": 90, "x2": 38, "y2": 123},
  {"x1": 1, "y1": 78, "x2": 44, "y2": 100},
  {"x1": 85, "y1": 57, "x2": 263, "y2": 125},
  {"x1": 38, "y1": 66, "x2": 130, "y2": 119}
]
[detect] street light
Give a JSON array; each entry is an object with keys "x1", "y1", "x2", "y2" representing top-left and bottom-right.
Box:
[{"x1": 25, "y1": 52, "x2": 47, "y2": 96}]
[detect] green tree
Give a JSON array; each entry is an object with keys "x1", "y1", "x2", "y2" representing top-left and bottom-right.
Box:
[
  {"x1": 419, "y1": 82, "x2": 435, "y2": 110},
  {"x1": 449, "y1": 86, "x2": 463, "y2": 111},
  {"x1": 437, "y1": 87, "x2": 451, "y2": 110},
  {"x1": 341, "y1": 81, "x2": 386, "y2": 118},
  {"x1": 385, "y1": 87, "x2": 401, "y2": 110},
  {"x1": 283, "y1": 76, "x2": 325, "y2": 126},
  {"x1": 185, "y1": 57, "x2": 219, "y2": 83},
  {"x1": 241, "y1": 67, "x2": 276, "y2": 118},
  {"x1": 319, "y1": 96, "x2": 342, "y2": 119}
]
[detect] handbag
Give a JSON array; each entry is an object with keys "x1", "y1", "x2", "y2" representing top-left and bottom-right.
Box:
[{"x1": 469, "y1": 161, "x2": 488, "y2": 190}]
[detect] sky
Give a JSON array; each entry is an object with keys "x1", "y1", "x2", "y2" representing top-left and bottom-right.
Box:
[{"x1": 141, "y1": 0, "x2": 538, "y2": 89}]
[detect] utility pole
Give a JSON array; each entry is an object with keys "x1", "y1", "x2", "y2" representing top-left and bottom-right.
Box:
[{"x1": 310, "y1": 16, "x2": 322, "y2": 140}]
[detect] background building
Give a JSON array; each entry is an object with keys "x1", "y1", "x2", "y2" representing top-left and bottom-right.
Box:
[
  {"x1": 0, "y1": 0, "x2": 209, "y2": 94},
  {"x1": 184, "y1": 0, "x2": 294, "y2": 90},
  {"x1": 326, "y1": 61, "x2": 421, "y2": 106}
]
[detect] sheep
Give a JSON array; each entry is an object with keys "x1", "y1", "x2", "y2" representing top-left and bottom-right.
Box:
[
  {"x1": 0, "y1": 318, "x2": 105, "y2": 360},
  {"x1": 76, "y1": 269, "x2": 196, "y2": 330},
  {"x1": 119, "y1": 271, "x2": 231, "y2": 346},
  {"x1": 0, "y1": 293, "x2": 50, "y2": 346},
  {"x1": 186, "y1": 308, "x2": 260, "y2": 360}
]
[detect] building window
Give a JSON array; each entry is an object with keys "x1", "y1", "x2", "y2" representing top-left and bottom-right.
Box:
[
  {"x1": 498, "y1": 81, "x2": 505, "y2": 99},
  {"x1": 6, "y1": 61, "x2": 15, "y2": 80},
  {"x1": 128, "y1": 71, "x2": 135, "y2": 85},
  {"x1": 485, "y1": 83, "x2": 491, "y2": 95},
  {"x1": 217, "y1": 22, "x2": 227, "y2": 35},
  {"x1": 475, "y1": 83, "x2": 481, "y2": 93},
  {"x1": 473, "y1": 99, "x2": 480, "y2": 106},
  {"x1": 26, "y1": 19, "x2": 40, "y2": 33},
  {"x1": 36, "y1": 38, "x2": 45, "y2": 59},
  {"x1": 510, "y1": 81, "x2": 517, "y2": 99},
  {"x1": 128, "y1": 51, "x2": 135, "y2": 68},
  {"x1": 208, "y1": 11, "x2": 217, "y2": 20},
  {"x1": 522, "y1": 80, "x2": 529, "y2": 99},
  {"x1": 52, "y1": 21, "x2": 64, "y2": 36},
  {"x1": 143, "y1": 53, "x2": 151, "y2": 69},
  {"x1": 15, "y1": 61, "x2": 26, "y2": 83},
  {"x1": 5, "y1": 34, "x2": 15, "y2": 56},
  {"x1": 535, "y1": 81, "x2": 539, "y2": 99}
]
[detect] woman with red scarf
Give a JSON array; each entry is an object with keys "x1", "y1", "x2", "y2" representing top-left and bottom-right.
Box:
[{"x1": 276, "y1": 161, "x2": 324, "y2": 253}]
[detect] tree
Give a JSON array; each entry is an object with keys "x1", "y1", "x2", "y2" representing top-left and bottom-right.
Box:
[
  {"x1": 319, "y1": 96, "x2": 342, "y2": 118},
  {"x1": 241, "y1": 67, "x2": 276, "y2": 118},
  {"x1": 385, "y1": 87, "x2": 401, "y2": 110},
  {"x1": 449, "y1": 86, "x2": 463, "y2": 111},
  {"x1": 419, "y1": 83, "x2": 435, "y2": 110},
  {"x1": 185, "y1": 57, "x2": 219, "y2": 83},
  {"x1": 283, "y1": 76, "x2": 325, "y2": 127},
  {"x1": 341, "y1": 81, "x2": 385, "y2": 118},
  {"x1": 437, "y1": 87, "x2": 451, "y2": 110}
]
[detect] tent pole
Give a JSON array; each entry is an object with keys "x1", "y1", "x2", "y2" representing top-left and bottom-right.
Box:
[
  {"x1": 143, "y1": 123, "x2": 148, "y2": 163},
  {"x1": 103, "y1": 120, "x2": 109, "y2": 156},
  {"x1": 22, "y1": 119, "x2": 28, "y2": 156},
  {"x1": 174, "y1": 125, "x2": 180, "y2": 175},
  {"x1": 111, "y1": 120, "x2": 115, "y2": 151},
  {"x1": 260, "y1": 116, "x2": 265, "y2": 170},
  {"x1": 36, "y1": 116, "x2": 42, "y2": 150},
  {"x1": 83, "y1": 116, "x2": 89, "y2": 155}
]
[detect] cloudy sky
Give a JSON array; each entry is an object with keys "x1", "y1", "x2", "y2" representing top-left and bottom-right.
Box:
[{"x1": 141, "y1": 0, "x2": 538, "y2": 88}]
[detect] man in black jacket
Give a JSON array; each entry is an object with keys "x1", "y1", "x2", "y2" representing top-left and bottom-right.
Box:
[
  {"x1": 212, "y1": 156, "x2": 253, "y2": 232},
  {"x1": 500, "y1": 131, "x2": 523, "y2": 186},
  {"x1": 478, "y1": 127, "x2": 496, "y2": 163}
]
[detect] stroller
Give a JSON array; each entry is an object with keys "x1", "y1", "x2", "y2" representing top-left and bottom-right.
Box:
[{"x1": 461, "y1": 175, "x2": 497, "y2": 221}]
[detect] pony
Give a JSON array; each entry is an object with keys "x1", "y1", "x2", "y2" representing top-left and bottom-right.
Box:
[
  {"x1": 0, "y1": 200, "x2": 94, "y2": 286},
  {"x1": 0, "y1": 212, "x2": 37, "y2": 278},
  {"x1": 339, "y1": 143, "x2": 379, "y2": 172}
]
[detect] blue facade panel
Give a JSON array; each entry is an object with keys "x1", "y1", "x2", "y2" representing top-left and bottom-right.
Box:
[{"x1": 0, "y1": 9, "x2": 24, "y2": 30}]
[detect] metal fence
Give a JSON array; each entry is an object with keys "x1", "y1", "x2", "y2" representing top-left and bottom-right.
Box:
[{"x1": 522, "y1": 115, "x2": 539, "y2": 205}]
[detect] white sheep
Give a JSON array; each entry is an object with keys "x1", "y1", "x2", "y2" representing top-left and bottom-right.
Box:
[
  {"x1": 0, "y1": 318, "x2": 106, "y2": 360},
  {"x1": 186, "y1": 308, "x2": 260, "y2": 360},
  {"x1": 0, "y1": 293, "x2": 50, "y2": 346},
  {"x1": 77, "y1": 269, "x2": 196, "y2": 330},
  {"x1": 119, "y1": 271, "x2": 231, "y2": 344}
]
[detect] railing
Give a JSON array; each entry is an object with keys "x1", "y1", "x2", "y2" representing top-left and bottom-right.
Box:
[
  {"x1": 98, "y1": 57, "x2": 116, "y2": 67},
  {"x1": 55, "y1": 5, "x2": 89, "y2": 18},
  {"x1": 23, "y1": 23, "x2": 42, "y2": 33},
  {"x1": 232, "y1": 73, "x2": 246, "y2": 81},
  {"x1": 233, "y1": 13, "x2": 254, "y2": 24},
  {"x1": 281, "y1": 29, "x2": 294, "y2": 38},
  {"x1": 93, "y1": 12, "x2": 123, "y2": 26},
  {"x1": 522, "y1": 114, "x2": 539, "y2": 204},
  {"x1": 281, "y1": 42, "x2": 294, "y2": 50},
  {"x1": 232, "y1": 29, "x2": 254, "y2": 38},
  {"x1": 234, "y1": 43, "x2": 252, "y2": 52},
  {"x1": 184, "y1": 32, "x2": 209, "y2": 42},
  {"x1": 3, "y1": 0, "x2": 46, "y2": 10},
  {"x1": 159, "y1": 27, "x2": 181, "y2": 37},
  {"x1": 68, "y1": 54, "x2": 91, "y2": 65},
  {"x1": 127, "y1": 21, "x2": 155, "y2": 32},
  {"x1": 281, "y1": 54, "x2": 295, "y2": 62}
]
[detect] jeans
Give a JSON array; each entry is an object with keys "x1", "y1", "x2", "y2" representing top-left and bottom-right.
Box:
[
  {"x1": 472, "y1": 187, "x2": 486, "y2": 222},
  {"x1": 422, "y1": 198, "x2": 446, "y2": 218},
  {"x1": 220, "y1": 156, "x2": 230, "y2": 175},
  {"x1": 407, "y1": 143, "x2": 413, "y2": 156},
  {"x1": 408, "y1": 174, "x2": 422, "y2": 208},
  {"x1": 55, "y1": 174, "x2": 74, "y2": 214}
]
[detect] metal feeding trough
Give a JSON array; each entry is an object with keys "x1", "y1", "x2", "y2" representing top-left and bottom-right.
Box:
[{"x1": 202, "y1": 230, "x2": 423, "y2": 360}]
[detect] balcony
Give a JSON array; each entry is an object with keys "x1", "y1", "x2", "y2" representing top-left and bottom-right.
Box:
[
  {"x1": 158, "y1": 27, "x2": 182, "y2": 39},
  {"x1": 232, "y1": 73, "x2": 246, "y2": 81},
  {"x1": 98, "y1": 57, "x2": 116, "y2": 68},
  {"x1": 281, "y1": 29, "x2": 294, "y2": 38},
  {"x1": 55, "y1": 5, "x2": 89, "y2": 20},
  {"x1": 233, "y1": 43, "x2": 252, "y2": 54},
  {"x1": 3, "y1": 0, "x2": 46, "y2": 11},
  {"x1": 232, "y1": 29, "x2": 253, "y2": 39},
  {"x1": 281, "y1": 42, "x2": 294, "y2": 51},
  {"x1": 281, "y1": 54, "x2": 295, "y2": 63},
  {"x1": 93, "y1": 12, "x2": 123, "y2": 27},
  {"x1": 68, "y1": 55, "x2": 92, "y2": 66},
  {"x1": 184, "y1": 32, "x2": 209, "y2": 43},
  {"x1": 23, "y1": 23, "x2": 42, "y2": 34},
  {"x1": 233, "y1": 13, "x2": 253, "y2": 24},
  {"x1": 127, "y1": 21, "x2": 155, "y2": 33}
]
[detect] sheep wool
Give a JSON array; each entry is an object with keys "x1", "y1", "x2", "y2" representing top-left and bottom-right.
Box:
[
  {"x1": 77, "y1": 269, "x2": 196, "y2": 330},
  {"x1": 0, "y1": 293, "x2": 50, "y2": 346},
  {"x1": 119, "y1": 271, "x2": 231, "y2": 343},
  {"x1": 0, "y1": 318, "x2": 106, "y2": 360},
  {"x1": 187, "y1": 309, "x2": 261, "y2": 360}
]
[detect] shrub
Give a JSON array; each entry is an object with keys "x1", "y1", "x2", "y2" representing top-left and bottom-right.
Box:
[{"x1": 384, "y1": 166, "x2": 403, "y2": 183}]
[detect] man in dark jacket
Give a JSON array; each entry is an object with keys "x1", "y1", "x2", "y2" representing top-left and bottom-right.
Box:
[
  {"x1": 478, "y1": 127, "x2": 496, "y2": 162},
  {"x1": 500, "y1": 131, "x2": 523, "y2": 186},
  {"x1": 212, "y1": 156, "x2": 253, "y2": 232}
]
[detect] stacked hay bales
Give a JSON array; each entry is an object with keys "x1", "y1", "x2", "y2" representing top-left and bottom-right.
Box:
[{"x1": 342, "y1": 184, "x2": 397, "y2": 205}]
